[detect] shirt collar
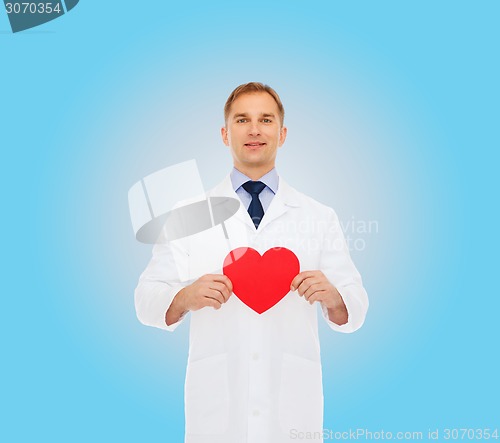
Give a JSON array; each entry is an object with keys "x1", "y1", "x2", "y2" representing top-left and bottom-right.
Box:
[{"x1": 230, "y1": 167, "x2": 279, "y2": 194}]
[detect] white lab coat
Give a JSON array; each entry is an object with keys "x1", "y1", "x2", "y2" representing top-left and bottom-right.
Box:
[{"x1": 135, "y1": 174, "x2": 369, "y2": 443}]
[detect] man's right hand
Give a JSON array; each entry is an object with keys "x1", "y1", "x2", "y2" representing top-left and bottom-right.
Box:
[{"x1": 165, "y1": 274, "x2": 233, "y2": 326}]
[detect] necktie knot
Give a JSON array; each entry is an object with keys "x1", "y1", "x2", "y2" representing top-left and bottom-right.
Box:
[{"x1": 242, "y1": 180, "x2": 266, "y2": 196}]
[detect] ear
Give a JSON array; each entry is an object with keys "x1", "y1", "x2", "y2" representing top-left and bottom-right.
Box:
[
  {"x1": 278, "y1": 126, "x2": 288, "y2": 146},
  {"x1": 221, "y1": 126, "x2": 230, "y2": 146}
]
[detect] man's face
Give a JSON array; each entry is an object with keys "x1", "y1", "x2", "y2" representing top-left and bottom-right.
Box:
[{"x1": 221, "y1": 92, "x2": 287, "y2": 175}]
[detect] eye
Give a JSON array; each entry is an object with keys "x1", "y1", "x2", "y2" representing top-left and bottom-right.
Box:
[
  {"x1": 262, "y1": 118, "x2": 272, "y2": 123},
  {"x1": 236, "y1": 118, "x2": 248, "y2": 123}
]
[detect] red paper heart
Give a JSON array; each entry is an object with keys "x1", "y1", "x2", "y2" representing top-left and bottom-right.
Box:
[{"x1": 223, "y1": 247, "x2": 300, "y2": 314}]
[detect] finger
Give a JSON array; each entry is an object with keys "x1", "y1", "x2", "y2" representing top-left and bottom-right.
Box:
[
  {"x1": 212, "y1": 274, "x2": 234, "y2": 292},
  {"x1": 290, "y1": 273, "x2": 305, "y2": 291},
  {"x1": 291, "y1": 271, "x2": 320, "y2": 291},
  {"x1": 297, "y1": 277, "x2": 320, "y2": 296},
  {"x1": 204, "y1": 296, "x2": 222, "y2": 310},
  {"x1": 211, "y1": 282, "x2": 231, "y2": 302},
  {"x1": 303, "y1": 282, "x2": 323, "y2": 300},
  {"x1": 290, "y1": 272, "x2": 308, "y2": 290},
  {"x1": 206, "y1": 289, "x2": 225, "y2": 304},
  {"x1": 307, "y1": 291, "x2": 327, "y2": 305}
]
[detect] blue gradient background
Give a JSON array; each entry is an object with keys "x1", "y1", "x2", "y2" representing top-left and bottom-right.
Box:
[{"x1": 1, "y1": 1, "x2": 498, "y2": 441}]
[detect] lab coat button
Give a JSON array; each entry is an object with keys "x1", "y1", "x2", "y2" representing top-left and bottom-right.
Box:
[
  {"x1": 252, "y1": 409, "x2": 260, "y2": 417},
  {"x1": 252, "y1": 353, "x2": 259, "y2": 361}
]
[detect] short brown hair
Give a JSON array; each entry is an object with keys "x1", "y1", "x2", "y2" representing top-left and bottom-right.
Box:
[{"x1": 224, "y1": 82, "x2": 285, "y2": 126}]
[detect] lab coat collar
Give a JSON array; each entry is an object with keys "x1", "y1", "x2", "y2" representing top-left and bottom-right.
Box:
[{"x1": 208, "y1": 173, "x2": 300, "y2": 231}]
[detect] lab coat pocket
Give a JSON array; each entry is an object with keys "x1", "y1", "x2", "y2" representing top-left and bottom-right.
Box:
[
  {"x1": 185, "y1": 353, "x2": 229, "y2": 435},
  {"x1": 278, "y1": 353, "x2": 324, "y2": 434}
]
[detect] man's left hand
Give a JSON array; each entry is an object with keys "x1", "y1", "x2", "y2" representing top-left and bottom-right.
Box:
[{"x1": 290, "y1": 270, "x2": 348, "y2": 325}]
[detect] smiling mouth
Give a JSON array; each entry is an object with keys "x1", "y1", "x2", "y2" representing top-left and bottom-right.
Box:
[{"x1": 244, "y1": 142, "x2": 266, "y2": 147}]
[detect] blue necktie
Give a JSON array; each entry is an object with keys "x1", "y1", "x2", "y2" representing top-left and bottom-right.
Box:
[{"x1": 242, "y1": 181, "x2": 266, "y2": 228}]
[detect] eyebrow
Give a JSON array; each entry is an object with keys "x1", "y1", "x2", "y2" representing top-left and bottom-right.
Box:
[
  {"x1": 233, "y1": 113, "x2": 248, "y2": 120},
  {"x1": 233, "y1": 112, "x2": 276, "y2": 119}
]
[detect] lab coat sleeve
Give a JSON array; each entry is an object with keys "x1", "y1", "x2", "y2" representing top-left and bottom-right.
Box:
[
  {"x1": 134, "y1": 236, "x2": 190, "y2": 332},
  {"x1": 319, "y1": 208, "x2": 369, "y2": 333}
]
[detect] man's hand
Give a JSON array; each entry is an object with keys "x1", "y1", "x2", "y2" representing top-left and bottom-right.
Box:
[
  {"x1": 290, "y1": 270, "x2": 348, "y2": 326},
  {"x1": 166, "y1": 274, "x2": 233, "y2": 326}
]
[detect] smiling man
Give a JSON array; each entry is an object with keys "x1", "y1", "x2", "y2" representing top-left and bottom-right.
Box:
[{"x1": 135, "y1": 82, "x2": 369, "y2": 443}]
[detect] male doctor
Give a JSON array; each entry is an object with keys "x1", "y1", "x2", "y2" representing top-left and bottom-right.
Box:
[{"x1": 135, "y1": 82, "x2": 369, "y2": 443}]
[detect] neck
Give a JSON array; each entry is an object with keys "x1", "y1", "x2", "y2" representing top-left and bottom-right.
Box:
[{"x1": 235, "y1": 164, "x2": 275, "y2": 181}]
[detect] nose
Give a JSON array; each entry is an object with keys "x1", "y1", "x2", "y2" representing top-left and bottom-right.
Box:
[{"x1": 248, "y1": 121, "x2": 261, "y2": 137}]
